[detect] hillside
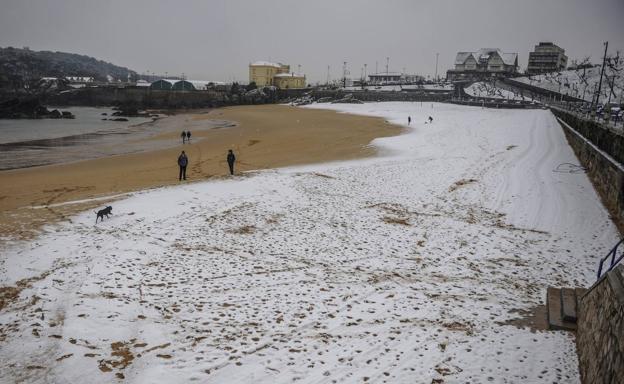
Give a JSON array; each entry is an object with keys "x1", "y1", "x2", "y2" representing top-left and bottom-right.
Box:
[{"x1": 0, "y1": 47, "x2": 136, "y2": 88}]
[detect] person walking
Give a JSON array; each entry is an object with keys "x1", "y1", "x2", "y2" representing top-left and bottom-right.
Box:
[
  {"x1": 178, "y1": 151, "x2": 188, "y2": 180},
  {"x1": 227, "y1": 149, "x2": 236, "y2": 176},
  {"x1": 186, "y1": 131, "x2": 192, "y2": 141},
  {"x1": 408, "y1": 116, "x2": 411, "y2": 125},
  {"x1": 181, "y1": 131, "x2": 187, "y2": 144}
]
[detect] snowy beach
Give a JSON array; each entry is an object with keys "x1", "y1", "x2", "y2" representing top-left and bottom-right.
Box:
[
  {"x1": 0, "y1": 102, "x2": 619, "y2": 383},
  {"x1": 0, "y1": 105, "x2": 399, "y2": 240}
]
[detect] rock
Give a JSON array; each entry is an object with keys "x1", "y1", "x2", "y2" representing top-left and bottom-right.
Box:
[
  {"x1": 61, "y1": 111, "x2": 75, "y2": 119},
  {"x1": 0, "y1": 98, "x2": 52, "y2": 119},
  {"x1": 111, "y1": 105, "x2": 147, "y2": 117},
  {"x1": 49, "y1": 109, "x2": 62, "y2": 118},
  {"x1": 111, "y1": 117, "x2": 129, "y2": 122}
]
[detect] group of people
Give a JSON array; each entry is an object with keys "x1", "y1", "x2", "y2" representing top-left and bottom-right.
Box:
[
  {"x1": 407, "y1": 116, "x2": 434, "y2": 125},
  {"x1": 177, "y1": 149, "x2": 236, "y2": 181},
  {"x1": 180, "y1": 131, "x2": 192, "y2": 143}
]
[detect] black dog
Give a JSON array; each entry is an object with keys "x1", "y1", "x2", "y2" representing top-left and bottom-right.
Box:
[{"x1": 95, "y1": 206, "x2": 113, "y2": 223}]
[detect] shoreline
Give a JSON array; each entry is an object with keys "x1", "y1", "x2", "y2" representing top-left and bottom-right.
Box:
[
  {"x1": 0, "y1": 112, "x2": 231, "y2": 171},
  {"x1": 0, "y1": 104, "x2": 404, "y2": 241}
]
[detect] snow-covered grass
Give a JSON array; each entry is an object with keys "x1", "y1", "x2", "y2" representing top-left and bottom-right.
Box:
[
  {"x1": 514, "y1": 67, "x2": 624, "y2": 103},
  {"x1": 0, "y1": 103, "x2": 619, "y2": 383},
  {"x1": 464, "y1": 81, "x2": 532, "y2": 101}
]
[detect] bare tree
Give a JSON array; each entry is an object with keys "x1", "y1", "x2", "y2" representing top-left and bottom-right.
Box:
[
  {"x1": 570, "y1": 56, "x2": 593, "y2": 100},
  {"x1": 604, "y1": 51, "x2": 622, "y2": 104}
]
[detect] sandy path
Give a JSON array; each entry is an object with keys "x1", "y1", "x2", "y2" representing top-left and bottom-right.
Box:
[{"x1": 0, "y1": 104, "x2": 402, "y2": 240}]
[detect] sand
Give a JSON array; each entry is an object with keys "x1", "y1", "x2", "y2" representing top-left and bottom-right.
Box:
[{"x1": 0, "y1": 104, "x2": 403, "y2": 240}]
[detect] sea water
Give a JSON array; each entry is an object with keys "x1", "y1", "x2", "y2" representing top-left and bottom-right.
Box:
[{"x1": 0, "y1": 107, "x2": 233, "y2": 171}]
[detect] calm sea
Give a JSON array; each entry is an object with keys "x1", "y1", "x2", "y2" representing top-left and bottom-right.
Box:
[{"x1": 0, "y1": 107, "x2": 161, "y2": 170}]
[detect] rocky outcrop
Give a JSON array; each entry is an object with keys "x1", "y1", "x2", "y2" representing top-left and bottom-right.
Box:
[{"x1": 0, "y1": 98, "x2": 74, "y2": 119}]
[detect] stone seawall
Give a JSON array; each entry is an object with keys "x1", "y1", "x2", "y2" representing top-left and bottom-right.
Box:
[
  {"x1": 43, "y1": 87, "x2": 453, "y2": 108},
  {"x1": 279, "y1": 89, "x2": 453, "y2": 102},
  {"x1": 552, "y1": 109, "x2": 624, "y2": 165},
  {"x1": 554, "y1": 110, "x2": 624, "y2": 233},
  {"x1": 577, "y1": 264, "x2": 624, "y2": 384},
  {"x1": 45, "y1": 87, "x2": 279, "y2": 108}
]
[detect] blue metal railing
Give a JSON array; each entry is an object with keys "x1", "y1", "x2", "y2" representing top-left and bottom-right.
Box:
[{"x1": 597, "y1": 238, "x2": 624, "y2": 280}]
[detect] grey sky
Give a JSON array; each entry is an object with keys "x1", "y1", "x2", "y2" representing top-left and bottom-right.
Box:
[{"x1": 1, "y1": 0, "x2": 623, "y2": 83}]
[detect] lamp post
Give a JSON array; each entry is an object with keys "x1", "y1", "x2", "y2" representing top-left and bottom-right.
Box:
[
  {"x1": 326, "y1": 65, "x2": 330, "y2": 86},
  {"x1": 435, "y1": 53, "x2": 439, "y2": 82}
]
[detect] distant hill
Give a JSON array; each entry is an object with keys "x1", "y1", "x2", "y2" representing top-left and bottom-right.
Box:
[{"x1": 0, "y1": 47, "x2": 136, "y2": 89}]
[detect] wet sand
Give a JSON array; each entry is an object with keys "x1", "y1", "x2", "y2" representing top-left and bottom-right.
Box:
[{"x1": 0, "y1": 104, "x2": 403, "y2": 240}]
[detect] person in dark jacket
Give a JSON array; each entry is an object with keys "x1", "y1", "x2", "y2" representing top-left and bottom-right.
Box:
[
  {"x1": 408, "y1": 116, "x2": 411, "y2": 125},
  {"x1": 181, "y1": 131, "x2": 187, "y2": 143},
  {"x1": 178, "y1": 151, "x2": 188, "y2": 180},
  {"x1": 186, "y1": 131, "x2": 192, "y2": 141},
  {"x1": 227, "y1": 149, "x2": 236, "y2": 175}
]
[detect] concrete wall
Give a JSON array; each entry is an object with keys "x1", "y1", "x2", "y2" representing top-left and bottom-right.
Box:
[
  {"x1": 553, "y1": 110, "x2": 624, "y2": 233},
  {"x1": 577, "y1": 264, "x2": 624, "y2": 384}
]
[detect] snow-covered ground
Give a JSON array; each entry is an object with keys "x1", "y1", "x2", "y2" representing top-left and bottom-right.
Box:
[
  {"x1": 514, "y1": 67, "x2": 624, "y2": 103},
  {"x1": 0, "y1": 102, "x2": 619, "y2": 383},
  {"x1": 464, "y1": 81, "x2": 532, "y2": 101}
]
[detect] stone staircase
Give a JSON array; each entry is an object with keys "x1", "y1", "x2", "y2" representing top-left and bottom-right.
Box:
[{"x1": 546, "y1": 287, "x2": 587, "y2": 331}]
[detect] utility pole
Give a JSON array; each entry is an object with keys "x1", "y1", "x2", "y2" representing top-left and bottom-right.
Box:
[
  {"x1": 386, "y1": 57, "x2": 389, "y2": 75},
  {"x1": 595, "y1": 41, "x2": 608, "y2": 107},
  {"x1": 364, "y1": 63, "x2": 367, "y2": 84},
  {"x1": 343, "y1": 61, "x2": 347, "y2": 88},
  {"x1": 435, "y1": 53, "x2": 439, "y2": 82}
]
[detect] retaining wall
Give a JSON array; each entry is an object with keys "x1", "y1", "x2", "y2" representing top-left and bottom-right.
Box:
[
  {"x1": 554, "y1": 110, "x2": 624, "y2": 233},
  {"x1": 577, "y1": 264, "x2": 624, "y2": 384}
]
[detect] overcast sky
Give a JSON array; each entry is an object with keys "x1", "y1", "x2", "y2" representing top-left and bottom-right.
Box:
[{"x1": 1, "y1": 0, "x2": 623, "y2": 83}]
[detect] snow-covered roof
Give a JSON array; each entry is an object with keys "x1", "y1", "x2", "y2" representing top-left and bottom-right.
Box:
[
  {"x1": 500, "y1": 53, "x2": 518, "y2": 66},
  {"x1": 184, "y1": 80, "x2": 225, "y2": 90},
  {"x1": 456, "y1": 49, "x2": 517, "y2": 66},
  {"x1": 135, "y1": 80, "x2": 150, "y2": 87},
  {"x1": 250, "y1": 61, "x2": 283, "y2": 68},
  {"x1": 455, "y1": 52, "x2": 475, "y2": 65},
  {"x1": 274, "y1": 73, "x2": 305, "y2": 78}
]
